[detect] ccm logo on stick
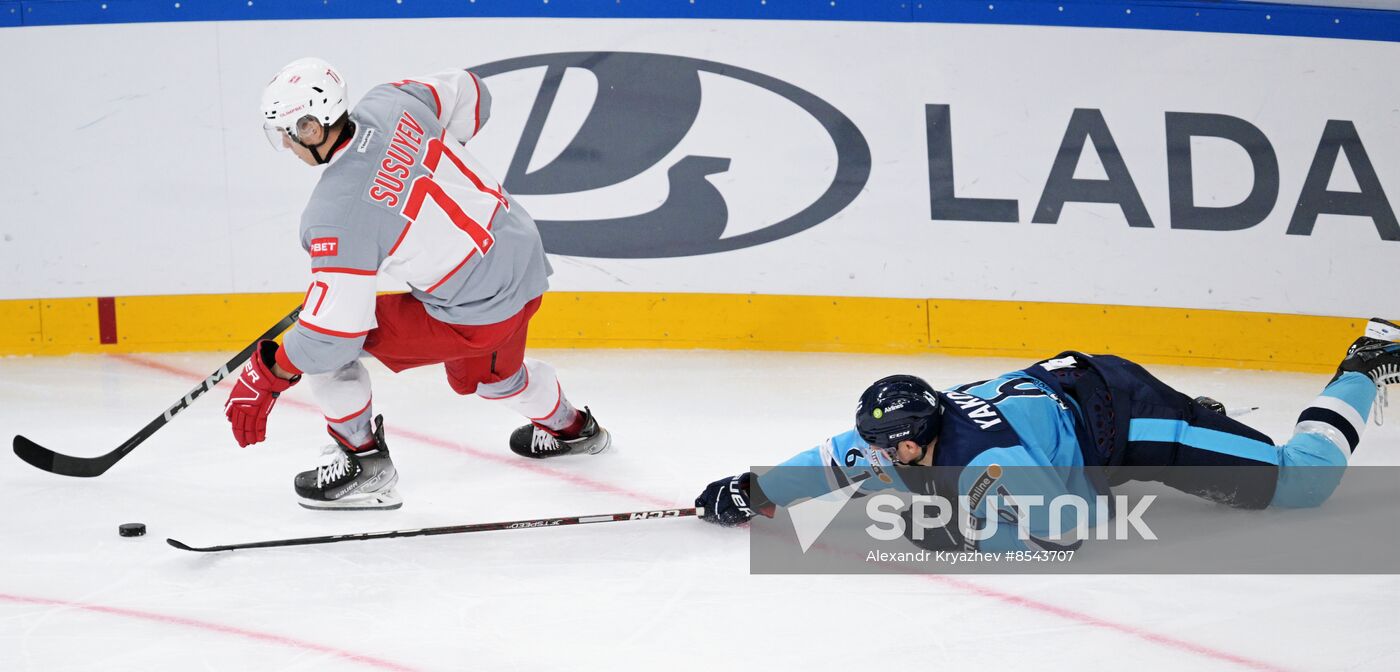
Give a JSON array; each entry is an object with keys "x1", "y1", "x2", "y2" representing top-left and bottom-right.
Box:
[{"x1": 309, "y1": 238, "x2": 339, "y2": 257}]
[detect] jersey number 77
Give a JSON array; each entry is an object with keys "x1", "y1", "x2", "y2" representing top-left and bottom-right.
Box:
[{"x1": 386, "y1": 137, "x2": 510, "y2": 294}]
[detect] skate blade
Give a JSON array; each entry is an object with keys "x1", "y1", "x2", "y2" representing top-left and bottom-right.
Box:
[
  {"x1": 298, "y1": 488, "x2": 403, "y2": 511},
  {"x1": 579, "y1": 428, "x2": 613, "y2": 456}
]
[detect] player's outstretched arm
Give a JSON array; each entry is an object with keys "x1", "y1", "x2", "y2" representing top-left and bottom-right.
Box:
[{"x1": 696, "y1": 430, "x2": 892, "y2": 526}]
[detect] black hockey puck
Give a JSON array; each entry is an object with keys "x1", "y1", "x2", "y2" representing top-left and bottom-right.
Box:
[{"x1": 118, "y1": 523, "x2": 147, "y2": 538}]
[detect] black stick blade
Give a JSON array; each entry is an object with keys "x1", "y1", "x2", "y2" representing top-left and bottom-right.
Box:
[
  {"x1": 13, "y1": 436, "x2": 114, "y2": 478},
  {"x1": 12, "y1": 436, "x2": 55, "y2": 472},
  {"x1": 166, "y1": 538, "x2": 208, "y2": 552}
]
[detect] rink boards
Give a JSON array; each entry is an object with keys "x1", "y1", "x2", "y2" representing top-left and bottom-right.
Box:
[
  {"x1": 1, "y1": 11, "x2": 1397, "y2": 369},
  {"x1": 0, "y1": 292, "x2": 1366, "y2": 372}
]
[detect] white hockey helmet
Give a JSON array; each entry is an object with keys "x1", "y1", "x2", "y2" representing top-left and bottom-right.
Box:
[{"x1": 260, "y1": 57, "x2": 348, "y2": 149}]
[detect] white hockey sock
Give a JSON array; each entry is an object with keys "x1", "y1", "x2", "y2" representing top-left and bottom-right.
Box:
[
  {"x1": 308, "y1": 360, "x2": 375, "y2": 447},
  {"x1": 478, "y1": 358, "x2": 580, "y2": 432},
  {"x1": 1292, "y1": 372, "x2": 1376, "y2": 457}
]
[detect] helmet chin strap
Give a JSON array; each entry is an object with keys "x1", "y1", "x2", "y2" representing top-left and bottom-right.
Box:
[{"x1": 304, "y1": 120, "x2": 356, "y2": 165}]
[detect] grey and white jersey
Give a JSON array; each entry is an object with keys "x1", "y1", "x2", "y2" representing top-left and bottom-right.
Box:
[{"x1": 281, "y1": 70, "x2": 551, "y2": 375}]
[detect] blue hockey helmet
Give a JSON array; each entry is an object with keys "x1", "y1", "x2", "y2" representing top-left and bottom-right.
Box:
[{"x1": 855, "y1": 374, "x2": 943, "y2": 462}]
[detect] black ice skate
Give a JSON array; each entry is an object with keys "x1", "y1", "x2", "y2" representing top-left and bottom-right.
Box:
[
  {"x1": 1336, "y1": 319, "x2": 1400, "y2": 425},
  {"x1": 295, "y1": 415, "x2": 402, "y2": 510},
  {"x1": 509, "y1": 407, "x2": 611, "y2": 459},
  {"x1": 1336, "y1": 325, "x2": 1400, "y2": 386}
]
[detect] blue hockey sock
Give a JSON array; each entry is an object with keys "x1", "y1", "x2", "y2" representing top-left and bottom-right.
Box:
[
  {"x1": 1293, "y1": 372, "x2": 1375, "y2": 457},
  {"x1": 1270, "y1": 372, "x2": 1376, "y2": 508}
]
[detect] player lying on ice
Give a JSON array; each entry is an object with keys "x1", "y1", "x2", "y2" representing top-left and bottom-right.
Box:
[
  {"x1": 696, "y1": 319, "x2": 1400, "y2": 550},
  {"x1": 223, "y1": 58, "x2": 610, "y2": 511}
]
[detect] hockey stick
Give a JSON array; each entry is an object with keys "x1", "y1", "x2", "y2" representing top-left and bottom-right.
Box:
[
  {"x1": 12, "y1": 306, "x2": 303, "y2": 478},
  {"x1": 167, "y1": 506, "x2": 700, "y2": 553}
]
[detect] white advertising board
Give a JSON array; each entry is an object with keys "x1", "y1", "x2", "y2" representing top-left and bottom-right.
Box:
[{"x1": 0, "y1": 18, "x2": 1396, "y2": 317}]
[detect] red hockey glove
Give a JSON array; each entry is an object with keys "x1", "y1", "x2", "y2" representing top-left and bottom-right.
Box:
[{"x1": 224, "y1": 340, "x2": 299, "y2": 447}]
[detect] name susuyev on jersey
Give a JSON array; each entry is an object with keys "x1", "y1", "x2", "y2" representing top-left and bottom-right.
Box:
[
  {"x1": 282, "y1": 70, "x2": 552, "y2": 375},
  {"x1": 755, "y1": 372, "x2": 1102, "y2": 551}
]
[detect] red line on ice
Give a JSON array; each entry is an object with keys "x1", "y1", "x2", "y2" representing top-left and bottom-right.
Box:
[
  {"x1": 924, "y1": 575, "x2": 1290, "y2": 672},
  {"x1": 113, "y1": 353, "x2": 1289, "y2": 672},
  {"x1": 0, "y1": 593, "x2": 419, "y2": 671},
  {"x1": 115, "y1": 353, "x2": 673, "y2": 508}
]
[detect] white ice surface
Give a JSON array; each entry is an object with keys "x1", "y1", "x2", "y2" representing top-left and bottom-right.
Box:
[{"x1": 1, "y1": 349, "x2": 1397, "y2": 672}]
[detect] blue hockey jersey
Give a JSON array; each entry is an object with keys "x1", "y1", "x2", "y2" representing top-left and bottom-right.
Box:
[{"x1": 755, "y1": 361, "x2": 1106, "y2": 551}]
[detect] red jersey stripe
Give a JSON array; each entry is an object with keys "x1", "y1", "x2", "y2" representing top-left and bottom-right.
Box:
[
  {"x1": 393, "y1": 79, "x2": 442, "y2": 119},
  {"x1": 325, "y1": 397, "x2": 373, "y2": 424},
  {"x1": 527, "y1": 382, "x2": 565, "y2": 422},
  {"x1": 430, "y1": 137, "x2": 507, "y2": 205},
  {"x1": 325, "y1": 137, "x2": 351, "y2": 163},
  {"x1": 299, "y1": 319, "x2": 370, "y2": 339},
  {"x1": 470, "y1": 72, "x2": 482, "y2": 135},
  {"x1": 386, "y1": 220, "x2": 413, "y2": 257},
  {"x1": 412, "y1": 79, "x2": 442, "y2": 118},
  {"x1": 425, "y1": 249, "x2": 479, "y2": 294},
  {"x1": 312, "y1": 267, "x2": 377, "y2": 276},
  {"x1": 478, "y1": 366, "x2": 531, "y2": 401}
]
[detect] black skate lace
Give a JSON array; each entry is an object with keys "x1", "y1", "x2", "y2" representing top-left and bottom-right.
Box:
[{"x1": 1359, "y1": 322, "x2": 1400, "y2": 424}]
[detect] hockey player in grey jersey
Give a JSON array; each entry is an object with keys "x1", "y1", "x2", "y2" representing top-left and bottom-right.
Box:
[{"x1": 224, "y1": 57, "x2": 610, "y2": 510}]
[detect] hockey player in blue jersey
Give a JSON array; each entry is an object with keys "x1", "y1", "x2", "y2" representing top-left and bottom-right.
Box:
[{"x1": 695, "y1": 319, "x2": 1400, "y2": 551}]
